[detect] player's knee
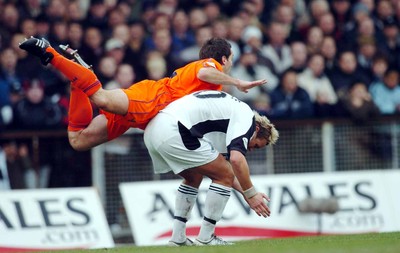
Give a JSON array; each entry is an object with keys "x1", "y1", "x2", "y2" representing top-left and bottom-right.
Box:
[
  {"x1": 69, "y1": 139, "x2": 83, "y2": 151},
  {"x1": 92, "y1": 91, "x2": 108, "y2": 110},
  {"x1": 216, "y1": 167, "x2": 235, "y2": 187},
  {"x1": 179, "y1": 170, "x2": 203, "y2": 188},
  {"x1": 224, "y1": 169, "x2": 235, "y2": 186},
  {"x1": 68, "y1": 136, "x2": 89, "y2": 151}
]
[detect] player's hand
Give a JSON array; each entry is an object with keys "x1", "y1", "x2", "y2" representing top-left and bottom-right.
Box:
[
  {"x1": 246, "y1": 192, "x2": 271, "y2": 218},
  {"x1": 236, "y1": 79, "x2": 267, "y2": 93}
]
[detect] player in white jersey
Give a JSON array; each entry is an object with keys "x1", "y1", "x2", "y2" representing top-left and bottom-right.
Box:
[{"x1": 144, "y1": 90, "x2": 279, "y2": 246}]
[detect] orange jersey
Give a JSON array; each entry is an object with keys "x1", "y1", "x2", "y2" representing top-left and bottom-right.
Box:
[
  {"x1": 165, "y1": 58, "x2": 223, "y2": 100},
  {"x1": 103, "y1": 58, "x2": 224, "y2": 140}
]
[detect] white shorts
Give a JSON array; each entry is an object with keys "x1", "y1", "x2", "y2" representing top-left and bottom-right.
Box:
[{"x1": 144, "y1": 113, "x2": 219, "y2": 174}]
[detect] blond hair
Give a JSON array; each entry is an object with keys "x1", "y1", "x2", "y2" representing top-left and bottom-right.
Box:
[{"x1": 253, "y1": 110, "x2": 279, "y2": 145}]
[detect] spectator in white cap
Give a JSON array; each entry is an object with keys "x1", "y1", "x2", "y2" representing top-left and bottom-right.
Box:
[
  {"x1": 241, "y1": 25, "x2": 263, "y2": 51},
  {"x1": 241, "y1": 25, "x2": 265, "y2": 65},
  {"x1": 105, "y1": 38, "x2": 125, "y2": 65},
  {"x1": 227, "y1": 46, "x2": 278, "y2": 104}
]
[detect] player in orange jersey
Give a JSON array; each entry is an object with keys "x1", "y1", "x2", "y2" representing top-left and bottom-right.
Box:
[{"x1": 19, "y1": 37, "x2": 267, "y2": 151}]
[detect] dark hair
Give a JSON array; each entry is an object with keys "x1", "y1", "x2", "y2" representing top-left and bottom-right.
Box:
[
  {"x1": 199, "y1": 38, "x2": 231, "y2": 64},
  {"x1": 384, "y1": 68, "x2": 399, "y2": 77},
  {"x1": 349, "y1": 79, "x2": 366, "y2": 89},
  {"x1": 372, "y1": 54, "x2": 388, "y2": 64},
  {"x1": 279, "y1": 68, "x2": 297, "y2": 82}
]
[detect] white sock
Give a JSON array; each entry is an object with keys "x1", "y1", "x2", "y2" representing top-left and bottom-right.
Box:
[
  {"x1": 170, "y1": 184, "x2": 198, "y2": 243},
  {"x1": 197, "y1": 183, "x2": 231, "y2": 242}
]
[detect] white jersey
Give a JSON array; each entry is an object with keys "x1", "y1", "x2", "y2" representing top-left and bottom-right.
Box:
[
  {"x1": 161, "y1": 90, "x2": 255, "y2": 155},
  {"x1": 144, "y1": 90, "x2": 256, "y2": 174}
]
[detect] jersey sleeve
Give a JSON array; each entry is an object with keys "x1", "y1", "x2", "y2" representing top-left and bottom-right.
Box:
[
  {"x1": 201, "y1": 58, "x2": 223, "y2": 71},
  {"x1": 226, "y1": 117, "x2": 256, "y2": 155}
]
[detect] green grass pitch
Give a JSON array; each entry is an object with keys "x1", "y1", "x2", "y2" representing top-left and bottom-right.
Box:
[{"x1": 45, "y1": 232, "x2": 400, "y2": 253}]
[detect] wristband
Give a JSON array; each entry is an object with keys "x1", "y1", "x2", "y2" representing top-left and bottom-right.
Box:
[{"x1": 243, "y1": 186, "x2": 257, "y2": 199}]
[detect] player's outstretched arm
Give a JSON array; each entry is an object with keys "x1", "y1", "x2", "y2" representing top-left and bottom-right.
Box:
[
  {"x1": 197, "y1": 67, "x2": 267, "y2": 93},
  {"x1": 229, "y1": 150, "x2": 271, "y2": 217},
  {"x1": 236, "y1": 79, "x2": 268, "y2": 93}
]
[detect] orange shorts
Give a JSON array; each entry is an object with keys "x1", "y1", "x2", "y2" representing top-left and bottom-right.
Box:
[{"x1": 101, "y1": 78, "x2": 172, "y2": 140}]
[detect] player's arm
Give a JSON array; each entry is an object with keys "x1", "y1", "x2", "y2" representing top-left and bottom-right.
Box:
[
  {"x1": 230, "y1": 150, "x2": 271, "y2": 217},
  {"x1": 232, "y1": 176, "x2": 243, "y2": 194},
  {"x1": 197, "y1": 67, "x2": 267, "y2": 93}
]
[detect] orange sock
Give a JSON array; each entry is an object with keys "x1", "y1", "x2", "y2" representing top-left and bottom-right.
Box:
[
  {"x1": 46, "y1": 47, "x2": 101, "y2": 96},
  {"x1": 68, "y1": 86, "x2": 93, "y2": 131}
]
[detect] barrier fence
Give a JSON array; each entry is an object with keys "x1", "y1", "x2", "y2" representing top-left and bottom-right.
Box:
[{"x1": 93, "y1": 116, "x2": 400, "y2": 242}]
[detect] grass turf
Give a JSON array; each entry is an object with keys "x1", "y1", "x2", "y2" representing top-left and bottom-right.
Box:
[{"x1": 46, "y1": 232, "x2": 400, "y2": 253}]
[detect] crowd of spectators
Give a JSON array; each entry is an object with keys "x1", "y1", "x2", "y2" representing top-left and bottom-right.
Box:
[
  {"x1": 1, "y1": 0, "x2": 400, "y2": 131},
  {"x1": 0, "y1": 0, "x2": 399, "y2": 189}
]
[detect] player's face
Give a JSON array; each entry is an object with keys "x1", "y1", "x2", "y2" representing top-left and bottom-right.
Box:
[
  {"x1": 222, "y1": 50, "x2": 234, "y2": 74},
  {"x1": 248, "y1": 136, "x2": 268, "y2": 152}
]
